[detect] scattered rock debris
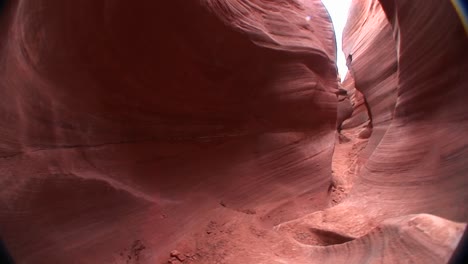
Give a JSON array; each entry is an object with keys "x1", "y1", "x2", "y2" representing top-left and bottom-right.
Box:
[
  {"x1": 219, "y1": 200, "x2": 256, "y2": 215},
  {"x1": 328, "y1": 180, "x2": 346, "y2": 205},
  {"x1": 167, "y1": 250, "x2": 198, "y2": 263},
  {"x1": 120, "y1": 240, "x2": 146, "y2": 264},
  {"x1": 170, "y1": 250, "x2": 186, "y2": 261},
  {"x1": 238, "y1": 208, "x2": 256, "y2": 215},
  {"x1": 206, "y1": 220, "x2": 219, "y2": 235}
]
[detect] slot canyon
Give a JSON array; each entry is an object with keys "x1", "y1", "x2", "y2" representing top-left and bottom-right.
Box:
[{"x1": 0, "y1": 0, "x2": 467, "y2": 263}]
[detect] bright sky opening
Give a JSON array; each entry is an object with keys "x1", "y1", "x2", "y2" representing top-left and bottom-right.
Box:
[{"x1": 321, "y1": 0, "x2": 352, "y2": 81}]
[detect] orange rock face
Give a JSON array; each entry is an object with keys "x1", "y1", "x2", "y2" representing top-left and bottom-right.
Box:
[{"x1": 0, "y1": 0, "x2": 466, "y2": 263}]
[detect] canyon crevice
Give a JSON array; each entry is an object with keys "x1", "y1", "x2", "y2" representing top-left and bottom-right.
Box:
[{"x1": 0, "y1": 0, "x2": 466, "y2": 263}]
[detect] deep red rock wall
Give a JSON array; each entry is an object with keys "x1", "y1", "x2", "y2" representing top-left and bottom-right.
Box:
[
  {"x1": 340, "y1": 0, "x2": 468, "y2": 222},
  {"x1": 0, "y1": 0, "x2": 339, "y2": 263},
  {"x1": 347, "y1": 0, "x2": 468, "y2": 222},
  {"x1": 0, "y1": 0, "x2": 466, "y2": 263},
  {"x1": 340, "y1": 73, "x2": 369, "y2": 130},
  {"x1": 278, "y1": 0, "x2": 467, "y2": 263},
  {"x1": 342, "y1": 0, "x2": 398, "y2": 160}
]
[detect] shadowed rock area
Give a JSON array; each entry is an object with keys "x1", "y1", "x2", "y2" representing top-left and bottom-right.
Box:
[{"x1": 0, "y1": 0, "x2": 466, "y2": 263}]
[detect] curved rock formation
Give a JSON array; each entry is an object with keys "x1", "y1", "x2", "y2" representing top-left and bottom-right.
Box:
[
  {"x1": 0, "y1": 0, "x2": 466, "y2": 263},
  {"x1": 340, "y1": 73, "x2": 369, "y2": 130},
  {"x1": 280, "y1": 0, "x2": 467, "y2": 262},
  {"x1": 0, "y1": 0, "x2": 339, "y2": 263},
  {"x1": 342, "y1": 0, "x2": 398, "y2": 160},
  {"x1": 347, "y1": 0, "x2": 468, "y2": 221}
]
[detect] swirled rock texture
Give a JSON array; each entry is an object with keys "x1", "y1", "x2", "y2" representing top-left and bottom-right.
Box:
[
  {"x1": 0, "y1": 0, "x2": 339, "y2": 263},
  {"x1": 344, "y1": 0, "x2": 468, "y2": 222},
  {"x1": 0, "y1": 0, "x2": 467, "y2": 263},
  {"x1": 340, "y1": 72, "x2": 369, "y2": 130},
  {"x1": 281, "y1": 0, "x2": 467, "y2": 263},
  {"x1": 278, "y1": 0, "x2": 467, "y2": 263},
  {"x1": 342, "y1": 0, "x2": 398, "y2": 160}
]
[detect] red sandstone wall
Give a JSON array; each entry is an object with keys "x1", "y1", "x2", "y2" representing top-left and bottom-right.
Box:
[
  {"x1": 348, "y1": 0, "x2": 468, "y2": 222},
  {"x1": 278, "y1": 0, "x2": 467, "y2": 263},
  {"x1": 340, "y1": 73, "x2": 369, "y2": 130},
  {"x1": 0, "y1": 0, "x2": 466, "y2": 263},
  {"x1": 0, "y1": 0, "x2": 338, "y2": 263},
  {"x1": 342, "y1": 0, "x2": 398, "y2": 160}
]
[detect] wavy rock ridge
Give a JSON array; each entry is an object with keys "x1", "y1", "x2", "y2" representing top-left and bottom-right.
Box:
[{"x1": 0, "y1": 0, "x2": 466, "y2": 263}]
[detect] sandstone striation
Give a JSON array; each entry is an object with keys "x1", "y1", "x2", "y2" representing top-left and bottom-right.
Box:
[
  {"x1": 0, "y1": 0, "x2": 338, "y2": 263},
  {"x1": 0, "y1": 0, "x2": 466, "y2": 263}
]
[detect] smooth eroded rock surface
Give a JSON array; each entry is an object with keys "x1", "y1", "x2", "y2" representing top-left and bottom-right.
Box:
[
  {"x1": 0, "y1": 0, "x2": 466, "y2": 263},
  {"x1": 0, "y1": 0, "x2": 339, "y2": 263}
]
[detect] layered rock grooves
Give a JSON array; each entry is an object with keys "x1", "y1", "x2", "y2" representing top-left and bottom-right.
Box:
[
  {"x1": 345, "y1": 0, "x2": 468, "y2": 224},
  {"x1": 277, "y1": 0, "x2": 467, "y2": 263},
  {"x1": 342, "y1": 0, "x2": 398, "y2": 160},
  {"x1": 0, "y1": 0, "x2": 339, "y2": 263},
  {"x1": 340, "y1": 73, "x2": 369, "y2": 132},
  {"x1": 0, "y1": 0, "x2": 467, "y2": 263}
]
